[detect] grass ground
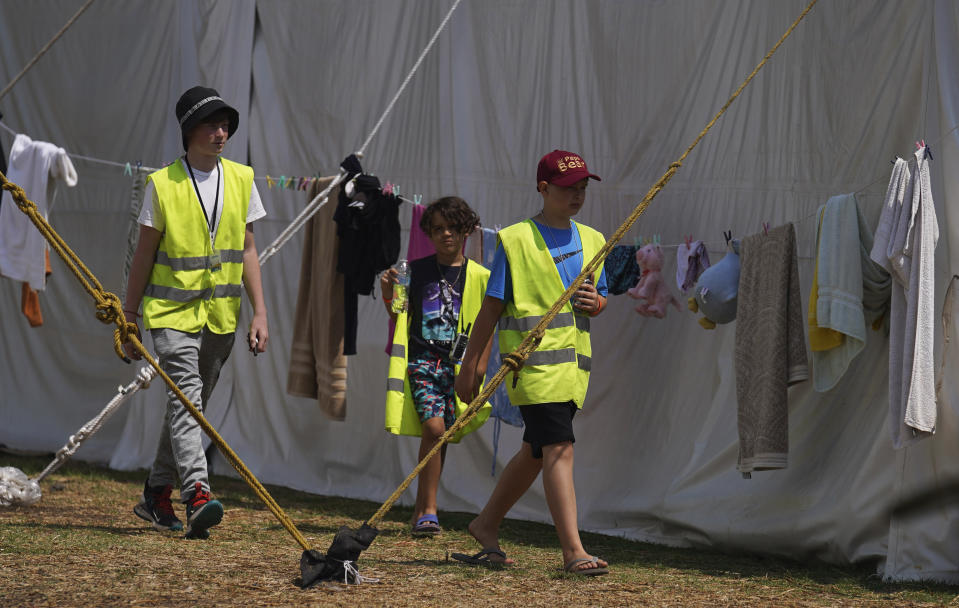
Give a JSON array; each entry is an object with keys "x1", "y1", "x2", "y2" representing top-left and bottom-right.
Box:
[{"x1": 0, "y1": 453, "x2": 956, "y2": 607}]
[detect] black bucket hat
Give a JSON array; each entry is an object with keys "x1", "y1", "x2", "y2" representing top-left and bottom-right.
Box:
[{"x1": 175, "y1": 86, "x2": 239, "y2": 151}]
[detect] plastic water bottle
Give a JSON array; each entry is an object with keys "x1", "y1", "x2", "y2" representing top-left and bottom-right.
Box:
[{"x1": 391, "y1": 259, "x2": 410, "y2": 313}]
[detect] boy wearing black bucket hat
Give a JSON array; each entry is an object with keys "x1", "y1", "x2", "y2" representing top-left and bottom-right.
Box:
[{"x1": 122, "y1": 86, "x2": 268, "y2": 539}]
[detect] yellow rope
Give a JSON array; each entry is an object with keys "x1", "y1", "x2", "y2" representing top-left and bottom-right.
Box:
[
  {"x1": 366, "y1": 0, "x2": 820, "y2": 528},
  {"x1": 0, "y1": 175, "x2": 312, "y2": 552}
]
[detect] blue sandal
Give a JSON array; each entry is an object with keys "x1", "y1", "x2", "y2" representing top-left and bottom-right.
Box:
[{"x1": 412, "y1": 514, "x2": 442, "y2": 537}]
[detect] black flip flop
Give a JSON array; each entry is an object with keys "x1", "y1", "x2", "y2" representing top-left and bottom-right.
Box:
[{"x1": 450, "y1": 548, "x2": 510, "y2": 566}]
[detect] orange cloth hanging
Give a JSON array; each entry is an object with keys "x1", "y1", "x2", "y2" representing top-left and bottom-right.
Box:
[{"x1": 20, "y1": 250, "x2": 51, "y2": 327}]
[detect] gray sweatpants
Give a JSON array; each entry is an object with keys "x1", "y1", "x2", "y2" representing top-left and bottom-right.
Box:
[{"x1": 147, "y1": 327, "x2": 235, "y2": 502}]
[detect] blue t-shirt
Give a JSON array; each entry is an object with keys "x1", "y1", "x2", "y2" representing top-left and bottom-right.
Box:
[{"x1": 486, "y1": 220, "x2": 608, "y2": 303}]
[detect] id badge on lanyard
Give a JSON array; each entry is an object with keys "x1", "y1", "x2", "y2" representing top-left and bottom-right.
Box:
[{"x1": 210, "y1": 249, "x2": 222, "y2": 272}]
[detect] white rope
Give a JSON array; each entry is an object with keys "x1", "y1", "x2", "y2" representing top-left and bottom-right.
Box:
[
  {"x1": 258, "y1": 170, "x2": 346, "y2": 265},
  {"x1": 259, "y1": 0, "x2": 463, "y2": 265},
  {"x1": 356, "y1": 0, "x2": 463, "y2": 157},
  {"x1": 341, "y1": 560, "x2": 380, "y2": 585},
  {"x1": 33, "y1": 364, "x2": 158, "y2": 483}
]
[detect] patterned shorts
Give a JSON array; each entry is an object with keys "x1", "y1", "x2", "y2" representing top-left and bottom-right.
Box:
[{"x1": 408, "y1": 354, "x2": 457, "y2": 429}]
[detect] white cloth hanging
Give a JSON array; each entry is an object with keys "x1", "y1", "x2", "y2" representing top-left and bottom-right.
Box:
[
  {"x1": 0, "y1": 134, "x2": 77, "y2": 290},
  {"x1": 870, "y1": 149, "x2": 939, "y2": 448}
]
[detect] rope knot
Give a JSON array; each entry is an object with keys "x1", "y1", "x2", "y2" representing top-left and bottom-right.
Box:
[
  {"x1": 669, "y1": 162, "x2": 682, "y2": 169},
  {"x1": 0, "y1": 179, "x2": 38, "y2": 214},
  {"x1": 95, "y1": 293, "x2": 125, "y2": 325},
  {"x1": 112, "y1": 320, "x2": 140, "y2": 362},
  {"x1": 501, "y1": 352, "x2": 524, "y2": 372}
]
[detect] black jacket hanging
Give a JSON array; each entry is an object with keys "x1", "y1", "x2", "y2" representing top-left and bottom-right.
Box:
[{"x1": 333, "y1": 171, "x2": 401, "y2": 354}]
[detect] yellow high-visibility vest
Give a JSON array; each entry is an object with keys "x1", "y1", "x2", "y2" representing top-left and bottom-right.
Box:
[
  {"x1": 385, "y1": 258, "x2": 491, "y2": 441},
  {"x1": 143, "y1": 157, "x2": 252, "y2": 334},
  {"x1": 496, "y1": 219, "x2": 605, "y2": 408}
]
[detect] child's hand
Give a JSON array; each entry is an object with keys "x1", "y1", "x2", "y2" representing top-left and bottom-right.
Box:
[
  {"x1": 380, "y1": 267, "x2": 398, "y2": 299},
  {"x1": 454, "y1": 367, "x2": 478, "y2": 404},
  {"x1": 121, "y1": 311, "x2": 141, "y2": 362},
  {"x1": 574, "y1": 279, "x2": 599, "y2": 313},
  {"x1": 248, "y1": 313, "x2": 269, "y2": 355}
]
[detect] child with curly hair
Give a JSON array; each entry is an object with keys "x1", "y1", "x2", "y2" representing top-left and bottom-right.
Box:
[{"x1": 381, "y1": 196, "x2": 492, "y2": 536}]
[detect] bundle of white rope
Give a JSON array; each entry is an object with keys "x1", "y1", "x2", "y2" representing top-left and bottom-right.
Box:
[{"x1": 0, "y1": 467, "x2": 41, "y2": 507}]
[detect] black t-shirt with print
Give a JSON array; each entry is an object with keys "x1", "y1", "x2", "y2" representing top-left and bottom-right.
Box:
[{"x1": 408, "y1": 255, "x2": 468, "y2": 360}]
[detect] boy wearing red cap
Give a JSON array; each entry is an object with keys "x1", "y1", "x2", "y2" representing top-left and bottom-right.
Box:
[
  {"x1": 122, "y1": 86, "x2": 268, "y2": 538},
  {"x1": 453, "y1": 150, "x2": 610, "y2": 575}
]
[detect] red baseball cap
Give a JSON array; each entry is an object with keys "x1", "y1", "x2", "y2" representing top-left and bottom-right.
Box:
[{"x1": 536, "y1": 150, "x2": 601, "y2": 187}]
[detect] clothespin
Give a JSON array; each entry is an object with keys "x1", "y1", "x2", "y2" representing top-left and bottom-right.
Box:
[
  {"x1": 278, "y1": 175, "x2": 286, "y2": 189},
  {"x1": 393, "y1": 185, "x2": 400, "y2": 197},
  {"x1": 382, "y1": 181, "x2": 394, "y2": 195},
  {"x1": 287, "y1": 176, "x2": 296, "y2": 189},
  {"x1": 413, "y1": 193, "x2": 423, "y2": 206},
  {"x1": 762, "y1": 222, "x2": 769, "y2": 236},
  {"x1": 926, "y1": 145, "x2": 934, "y2": 161},
  {"x1": 123, "y1": 162, "x2": 132, "y2": 176},
  {"x1": 634, "y1": 235, "x2": 643, "y2": 247},
  {"x1": 723, "y1": 230, "x2": 733, "y2": 247},
  {"x1": 653, "y1": 234, "x2": 661, "y2": 245},
  {"x1": 299, "y1": 177, "x2": 307, "y2": 190},
  {"x1": 266, "y1": 175, "x2": 274, "y2": 189},
  {"x1": 684, "y1": 234, "x2": 693, "y2": 248}
]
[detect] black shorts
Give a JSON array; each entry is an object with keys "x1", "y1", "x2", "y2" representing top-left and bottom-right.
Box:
[{"x1": 520, "y1": 401, "x2": 577, "y2": 459}]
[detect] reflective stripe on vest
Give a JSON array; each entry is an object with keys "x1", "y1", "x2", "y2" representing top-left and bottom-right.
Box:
[
  {"x1": 155, "y1": 249, "x2": 244, "y2": 271},
  {"x1": 522, "y1": 348, "x2": 592, "y2": 372},
  {"x1": 497, "y1": 219, "x2": 605, "y2": 407},
  {"x1": 142, "y1": 157, "x2": 253, "y2": 334},
  {"x1": 144, "y1": 283, "x2": 244, "y2": 302},
  {"x1": 384, "y1": 259, "x2": 492, "y2": 442},
  {"x1": 497, "y1": 311, "x2": 590, "y2": 333}
]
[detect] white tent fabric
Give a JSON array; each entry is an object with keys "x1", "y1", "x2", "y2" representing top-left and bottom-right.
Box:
[{"x1": 0, "y1": 0, "x2": 957, "y2": 582}]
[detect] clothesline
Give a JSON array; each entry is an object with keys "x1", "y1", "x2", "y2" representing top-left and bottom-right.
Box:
[
  {"x1": 0, "y1": 120, "x2": 320, "y2": 187},
  {"x1": 3, "y1": 115, "x2": 956, "y2": 256}
]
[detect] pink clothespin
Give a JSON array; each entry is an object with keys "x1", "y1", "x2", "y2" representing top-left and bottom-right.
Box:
[
  {"x1": 684, "y1": 234, "x2": 693, "y2": 248},
  {"x1": 382, "y1": 181, "x2": 394, "y2": 195}
]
